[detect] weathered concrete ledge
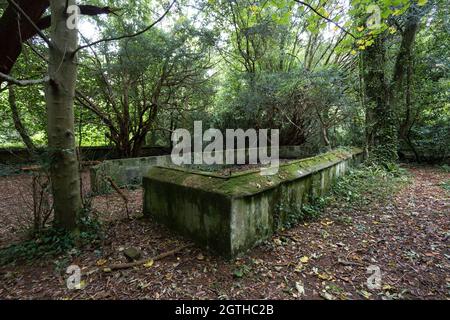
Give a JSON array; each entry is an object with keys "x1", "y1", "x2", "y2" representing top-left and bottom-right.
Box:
[
  {"x1": 90, "y1": 145, "x2": 309, "y2": 193},
  {"x1": 143, "y1": 148, "x2": 363, "y2": 258},
  {"x1": 90, "y1": 155, "x2": 172, "y2": 193}
]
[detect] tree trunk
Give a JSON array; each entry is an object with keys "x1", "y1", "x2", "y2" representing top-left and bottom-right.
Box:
[
  {"x1": 363, "y1": 35, "x2": 398, "y2": 163},
  {"x1": 394, "y1": 10, "x2": 421, "y2": 163},
  {"x1": 131, "y1": 135, "x2": 146, "y2": 158},
  {"x1": 45, "y1": 0, "x2": 82, "y2": 230},
  {"x1": 8, "y1": 85, "x2": 36, "y2": 153}
]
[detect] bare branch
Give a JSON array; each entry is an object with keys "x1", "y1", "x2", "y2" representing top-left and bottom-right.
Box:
[{"x1": 0, "y1": 71, "x2": 48, "y2": 86}]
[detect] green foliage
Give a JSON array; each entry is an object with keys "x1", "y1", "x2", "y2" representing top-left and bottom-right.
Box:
[
  {"x1": 0, "y1": 43, "x2": 47, "y2": 147},
  {"x1": 232, "y1": 264, "x2": 252, "y2": 278},
  {"x1": 0, "y1": 209, "x2": 102, "y2": 266},
  {"x1": 213, "y1": 66, "x2": 357, "y2": 149},
  {"x1": 330, "y1": 163, "x2": 410, "y2": 207},
  {"x1": 276, "y1": 195, "x2": 328, "y2": 229},
  {"x1": 274, "y1": 162, "x2": 408, "y2": 228},
  {"x1": 403, "y1": 7, "x2": 450, "y2": 161},
  {"x1": 0, "y1": 0, "x2": 447, "y2": 166},
  {"x1": 440, "y1": 179, "x2": 450, "y2": 192},
  {"x1": 301, "y1": 197, "x2": 328, "y2": 220}
]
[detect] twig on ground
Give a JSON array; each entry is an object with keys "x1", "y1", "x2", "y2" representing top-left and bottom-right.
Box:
[
  {"x1": 105, "y1": 244, "x2": 193, "y2": 271},
  {"x1": 337, "y1": 257, "x2": 365, "y2": 267},
  {"x1": 105, "y1": 176, "x2": 130, "y2": 219}
]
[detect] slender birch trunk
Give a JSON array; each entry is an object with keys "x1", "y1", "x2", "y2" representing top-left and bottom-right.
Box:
[{"x1": 45, "y1": 0, "x2": 82, "y2": 230}]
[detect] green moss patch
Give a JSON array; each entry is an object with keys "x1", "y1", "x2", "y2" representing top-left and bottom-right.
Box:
[{"x1": 146, "y1": 148, "x2": 362, "y2": 198}]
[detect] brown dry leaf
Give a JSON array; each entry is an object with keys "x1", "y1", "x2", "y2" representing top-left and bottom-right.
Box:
[
  {"x1": 196, "y1": 253, "x2": 205, "y2": 261},
  {"x1": 317, "y1": 272, "x2": 333, "y2": 281},
  {"x1": 96, "y1": 259, "x2": 107, "y2": 266}
]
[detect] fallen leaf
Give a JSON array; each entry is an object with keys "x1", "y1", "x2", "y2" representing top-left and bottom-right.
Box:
[
  {"x1": 143, "y1": 259, "x2": 154, "y2": 268},
  {"x1": 320, "y1": 291, "x2": 335, "y2": 300},
  {"x1": 300, "y1": 256, "x2": 309, "y2": 263},
  {"x1": 294, "y1": 263, "x2": 304, "y2": 272},
  {"x1": 295, "y1": 281, "x2": 305, "y2": 296},
  {"x1": 74, "y1": 280, "x2": 86, "y2": 290},
  {"x1": 96, "y1": 259, "x2": 107, "y2": 266},
  {"x1": 196, "y1": 253, "x2": 205, "y2": 261},
  {"x1": 359, "y1": 290, "x2": 372, "y2": 299},
  {"x1": 317, "y1": 272, "x2": 333, "y2": 280}
]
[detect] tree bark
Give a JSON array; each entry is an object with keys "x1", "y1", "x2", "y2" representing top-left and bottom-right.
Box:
[
  {"x1": 8, "y1": 85, "x2": 36, "y2": 153},
  {"x1": 363, "y1": 34, "x2": 398, "y2": 163},
  {"x1": 45, "y1": 0, "x2": 82, "y2": 230},
  {"x1": 363, "y1": 5, "x2": 425, "y2": 164}
]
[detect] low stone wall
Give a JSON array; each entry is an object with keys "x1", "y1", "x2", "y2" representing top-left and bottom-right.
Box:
[
  {"x1": 90, "y1": 145, "x2": 310, "y2": 193},
  {"x1": 90, "y1": 155, "x2": 172, "y2": 193},
  {"x1": 143, "y1": 148, "x2": 364, "y2": 258},
  {"x1": 0, "y1": 146, "x2": 170, "y2": 164}
]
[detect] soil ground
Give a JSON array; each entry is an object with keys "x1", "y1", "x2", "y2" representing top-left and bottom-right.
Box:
[{"x1": 0, "y1": 164, "x2": 448, "y2": 299}]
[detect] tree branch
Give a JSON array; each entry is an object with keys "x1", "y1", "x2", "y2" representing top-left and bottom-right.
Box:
[
  {"x1": 35, "y1": 5, "x2": 120, "y2": 31},
  {"x1": 7, "y1": 0, "x2": 52, "y2": 47},
  {"x1": 293, "y1": 0, "x2": 357, "y2": 39},
  {"x1": 74, "y1": 0, "x2": 177, "y2": 54},
  {"x1": 0, "y1": 71, "x2": 48, "y2": 86}
]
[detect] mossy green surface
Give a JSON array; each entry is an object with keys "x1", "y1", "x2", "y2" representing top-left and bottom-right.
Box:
[{"x1": 145, "y1": 148, "x2": 363, "y2": 198}]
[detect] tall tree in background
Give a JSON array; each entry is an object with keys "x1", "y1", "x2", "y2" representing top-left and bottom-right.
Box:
[
  {"x1": 356, "y1": 0, "x2": 429, "y2": 163},
  {"x1": 363, "y1": 33, "x2": 397, "y2": 162}
]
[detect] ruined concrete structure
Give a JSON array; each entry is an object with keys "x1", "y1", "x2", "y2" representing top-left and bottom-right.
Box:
[
  {"x1": 143, "y1": 148, "x2": 363, "y2": 258},
  {"x1": 90, "y1": 146, "x2": 309, "y2": 193}
]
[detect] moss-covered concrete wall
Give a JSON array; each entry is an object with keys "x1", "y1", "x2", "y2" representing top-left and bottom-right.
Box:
[
  {"x1": 91, "y1": 146, "x2": 310, "y2": 193},
  {"x1": 90, "y1": 155, "x2": 171, "y2": 193},
  {"x1": 143, "y1": 148, "x2": 363, "y2": 258}
]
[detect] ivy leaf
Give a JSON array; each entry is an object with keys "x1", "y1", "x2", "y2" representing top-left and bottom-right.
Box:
[{"x1": 233, "y1": 268, "x2": 244, "y2": 278}]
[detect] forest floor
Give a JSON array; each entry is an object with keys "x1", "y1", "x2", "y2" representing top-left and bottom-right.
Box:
[{"x1": 0, "y1": 164, "x2": 448, "y2": 299}]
